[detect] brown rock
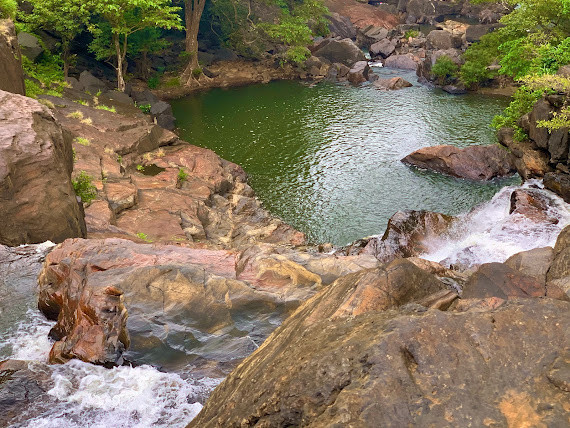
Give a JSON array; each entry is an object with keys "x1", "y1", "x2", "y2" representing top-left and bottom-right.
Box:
[
  {"x1": 37, "y1": 238, "x2": 325, "y2": 369},
  {"x1": 529, "y1": 99, "x2": 551, "y2": 149},
  {"x1": 462, "y1": 262, "x2": 548, "y2": 300},
  {"x1": 0, "y1": 20, "x2": 25, "y2": 95},
  {"x1": 505, "y1": 247, "x2": 554, "y2": 284},
  {"x1": 312, "y1": 38, "x2": 366, "y2": 67},
  {"x1": 544, "y1": 172, "x2": 570, "y2": 203},
  {"x1": 509, "y1": 188, "x2": 560, "y2": 224},
  {"x1": 373, "y1": 76, "x2": 413, "y2": 90},
  {"x1": 426, "y1": 30, "x2": 461, "y2": 50},
  {"x1": 343, "y1": 210, "x2": 456, "y2": 264},
  {"x1": 347, "y1": 60, "x2": 370, "y2": 84},
  {"x1": 402, "y1": 144, "x2": 516, "y2": 181},
  {"x1": 497, "y1": 127, "x2": 552, "y2": 179},
  {"x1": 370, "y1": 38, "x2": 396, "y2": 58},
  {"x1": 0, "y1": 90, "x2": 86, "y2": 246},
  {"x1": 384, "y1": 53, "x2": 420, "y2": 70},
  {"x1": 190, "y1": 298, "x2": 570, "y2": 427}
]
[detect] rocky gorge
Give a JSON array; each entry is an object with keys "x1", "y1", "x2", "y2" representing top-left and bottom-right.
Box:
[{"x1": 1, "y1": 2, "x2": 570, "y2": 427}]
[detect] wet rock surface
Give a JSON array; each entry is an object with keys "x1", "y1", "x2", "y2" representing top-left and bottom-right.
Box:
[
  {"x1": 0, "y1": 90, "x2": 86, "y2": 246},
  {"x1": 190, "y1": 296, "x2": 569, "y2": 427},
  {"x1": 402, "y1": 144, "x2": 516, "y2": 181},
  {"x1": 37, "y1": 238, "x2": 381, "y2": 370}
]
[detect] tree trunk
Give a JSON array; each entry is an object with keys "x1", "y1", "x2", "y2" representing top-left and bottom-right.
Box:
[
  {"x1": 62, "y1": 41, "x2": 70, "y2": 79},
  {"x1": 182, "y1": 0, "x2": 207, "y2": 85},
  {"x1": 114, "y1": 35, "x2": 125, "y2": 92}
]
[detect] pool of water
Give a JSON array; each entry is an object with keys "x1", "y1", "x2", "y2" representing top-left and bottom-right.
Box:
[{"x1": 171, "y1": 68, "x2": 518, "y2": 245}]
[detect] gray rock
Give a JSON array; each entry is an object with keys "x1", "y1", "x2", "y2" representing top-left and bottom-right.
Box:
[
  {"x1": 327, "y1": 12, "x2": 357, "y2": 40},
  {"x1": 370, "y1": 38, "x2": 396, "y2": 58},
  {"x1": 17, "y1": 31, "x2": 43, "y2": 61},
  {"x1": 548, "y1": 128, "x2": 570, "y2": 164},
  {"x1": 79, "y1": 70, "x2": 107, "y2": 94},
  {"x1": 347, "y1": 60, "x2": 370, "y2": 85},
  {"x1": 465, "y1": 24, "x2": 500, "y2": 43},
  {"x1": 313, "y1": 38, "x2": 366, "y2": 67},
  {"x1": 384, "y1": 53, "x2": 419, "y2": 70},
  {"x1": 373, "y1": 76, "x2": 413, "y2": 90},
  {"x1": 426, "y1": 30, "x2": 461, "y2": 50},
  {"x1": 505, "y1": 247, "x2": 554, "y2": 284},
  {"x1": 529, "y1": 99, "x2": 551, "y2": 149}
]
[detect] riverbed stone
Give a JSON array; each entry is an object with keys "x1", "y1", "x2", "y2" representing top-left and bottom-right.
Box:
[
  {"x1": 384, "y1": 53, "x2": 420, "y2": 70},
  {"x1": 190, "y1": 298, "x2": 570, "y2": 427},
  {"x1": 373, "y1": 76, "x2": 413, "y2": 90},
  {"x1": 347, "y1": 61, "x2": 370, "y2": 84},
  {"x1": 402, "y1": 144, "x2": 516, "y2": 180},
  {"x1": 370, "y1": 38, "x2": 396, "y2": 58},
  {"x1": 509, "y1": 188, "x2": 561, "y2": 224},
  {"x1": 544, "y1": 172, "x2": 570, "y2": 203},
  {"x1": 505, "y1": 247, "x2": 554, "y2": 284}
]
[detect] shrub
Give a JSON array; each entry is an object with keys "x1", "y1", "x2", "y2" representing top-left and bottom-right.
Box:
[
  {"x1": 95, "y1": 104, "x2": 116, "y2": 113},
  {"x1": 72, "y1": 171, "x2": 97, "y2": 203},
  {"x1": 177, "y1": 167, "x2": 188, "y2": 185},
  {"x1": 0, "y1": 0, "x2": 17, "y2": 19},
  {"x1": 74, "y1": 136, "x2": 90, "y2": 146},
  {"x1": 136, "y1": 232, "x2": 152, "y2": 242},
  {"x1": 21, "y1": 54, "x2": 66, "y2": 98},
  {"x1": 147, "y1": 75, "x2": 160, "y2": 89},
  {"x1": 191, "y1": 67, "x2": 203, "y2": 78},
  {"x1": 136, "y1": 102, "x2": 151, "y2": 114},
  {"x1": 404, "y1": 29, "x2": 419, "y2": 39},
  {"x1": 67, "y1": 110, "x2": 84, "y2": 119},
  {"x1": 285, "y1": 46, "x2": 310, "y2": 64},
  {"x1": 431, "y1": 56, "x2": 459, "y2": 84}
]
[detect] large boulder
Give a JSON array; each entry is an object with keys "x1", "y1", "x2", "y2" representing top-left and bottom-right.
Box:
[
  {"x1": 426, "y1": 30, "x2": 461, "y2": 50},
  {"x1": 312, "y1": 38, "x2": 366, "y2": 67},
  {"x1": 505, "y1": 247, "x2": 554, "y2": 284},
  {"x1": 465, "y1": 24, "x2": 500, "y2": 43},
  {"x1": 16, "y1": 31, "x2": 43, "y2": 61},
  {"x1": 326, "y1": 12, "x2": 357, "y2": 40},
  {"x1": 0, "y1": 20, "x2": 25, "y2": 95},
  {"x1": 528, "y1": 99, "x2": 551, "y2": 149},
  {"x1": 497, "y1": 127, "x2": 551, "y2": 179},
  {"x1": 37, "y1": 238, "x2": 379, "y2": 370},
  {"x1": 190, "y1": 297, "x2": 570, "y2": 427},
  {"x1": 347, "y1": 60, "x2": 370, "y2": 85},
  {"x1": 384, "y1": 53, "x2": 420, "y2": 70},
  {"x1": 509, "y1": 188, "x2": 561, "y2": 224},
  {"x1": 370, "y1": 38, "x2": 396, "y2": 58},
  {"x1": 373, "y1": 76, "x2": 413, "y2": 90},
  {"x1": 0, "y1": 90, "x2": 86, "y2": 246},
  {"x1": 341, "y1": 210, "x2": 456, "y2": 264},
  {"x1": 544, "y1": 172, "x2": 570, "y2": 203},
  {"x1": 402, "y1": 144, "x2": 516, "y2": 180}
]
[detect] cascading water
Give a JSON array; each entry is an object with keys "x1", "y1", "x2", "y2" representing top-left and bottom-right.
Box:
[{"x1": 421, "y1": 180, "x2": 570, "y2": 267}]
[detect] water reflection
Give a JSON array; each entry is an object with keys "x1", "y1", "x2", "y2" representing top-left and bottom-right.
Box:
[{"x1": 171, "y1": 69, "x2": 518, "y2": 245}]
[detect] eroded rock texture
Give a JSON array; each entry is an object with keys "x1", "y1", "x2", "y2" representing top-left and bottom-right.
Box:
[{"x1": 0, "y1": 90, "x2": 86, "y2": 245}]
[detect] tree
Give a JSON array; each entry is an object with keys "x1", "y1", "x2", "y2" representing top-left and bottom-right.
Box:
[
  {"x1": 181, "y1": 0, "x2": 207, "y2": 86},
  {"x1": 26, "y1": 0, "x2": 91, "y2": 77},
  {"x1": 89, "y1": 0, "x2": 182, "y2": 91}
]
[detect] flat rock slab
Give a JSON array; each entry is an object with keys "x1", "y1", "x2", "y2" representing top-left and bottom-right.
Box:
[{"x1": 402, "y1": 144, "x2": 516, "y2": 181}]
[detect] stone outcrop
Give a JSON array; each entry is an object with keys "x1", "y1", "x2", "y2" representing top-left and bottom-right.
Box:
[
  {"x1": 401, "y1": 144, "x2": 516, "y2": 180},
  {"x1": 37, "y1": 238, "x2": 382, "y2": 369},
  {"x1": 546, "y1": 225, "x2": 570, "y2": 299},
  {"x1": 42, "y1": 95, "x2": 303, "y2": 249},
  {"x1": 340, "y1": 210, "x2": 456, "y2": 264},
  {"x1": 0, "y1": 90, "x2": 86, "y2": 246},
  {"x1": 0, "y1": 20, "x2": 25, "y2": 95},
  {"x1": 312, "y1": 38, "x2": 366, "y2": 67},
  {"x1": 190, "y1": 292, "x2": 569, "y2": 427}
]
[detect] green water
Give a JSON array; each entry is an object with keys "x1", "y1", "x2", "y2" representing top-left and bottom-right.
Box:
[{"x1": 171, "y1": 69, "x2": 518, "y2": 245}]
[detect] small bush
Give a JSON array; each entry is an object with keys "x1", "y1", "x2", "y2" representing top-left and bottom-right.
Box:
[
  {"x1": 285, "y1": 46, "x2": 310, "y2": 64},
  {"x1": 72, "y1": 171, "x2": 97, "y2": 204},
  {"x1": 0, "y1": 0, "x2": 17, "y2": 19},
  {"x1": 147, "y1": 76, "x2": 160, "y2": 89},
  {"x1": 77, "y1": 99, "x2": 89, "y2": 106},
  {"x1": 404, "y1": 30, "x2": 419, "y2": 39},
  {"x1": 431, "y1": 56, "x2": 459, "y2": 84},
  {"x1": 137, "y1": 103, "x2": 151, "y2": 114},
  {"x1": 136, "y1": 232, "x2": 152, "y2": 242},
  {"x1": 191, "y1": 67, "x2": 203, "y2": 78},
  {"x1": 177, "y1": 167, "x2": 188, "y2": 184},
  {"x1": 74, "y1": 136, "x2": 90, "y2": 146},
  {"x1": 67, "y1": 110, "x2": 84, "y2": 119},
  {"x1": 491, "y1": 85, "x2": 544, "y2": 141}
]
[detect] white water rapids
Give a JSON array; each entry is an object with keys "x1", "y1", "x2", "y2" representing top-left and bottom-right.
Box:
[
  {"x1": 421, "y1": 180, "x2": 570, "y2": 266},
  {"x1": 2, "y1": 182, "x2": 570, "y2": 427}
]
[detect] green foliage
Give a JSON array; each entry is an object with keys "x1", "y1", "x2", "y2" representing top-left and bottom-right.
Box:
[
  {"x1": 136, "y1": 232, "x2": 152, "y2": 242},
  {"x1": 95, "y1": 104, "x2": 116, "y2": 113},
  {"x1": 460, "y1": 0, "x2": 570, "y2": 86},
  {"x1": 21, "y1": 54, "x2": 66, "y2": 98},
  {"x1": 491, "y1": 86, "x2": 544, "y2": 140},
  {"x1": 431, "y1": 56, "x2": 459, "y2": 84},
  {"x1": 0, "y1": 0, "x2": 17, "y2": 19},
  {"x1": 147, "y1": 75, "x2": 160, "y2": 89},
  {"x1": 136, "y1": 102, "x2": 151, "y2": 114},
  {"x1": 136, "y1": 164, "x2": 144, "y2": 171},
  {"x1": 404, "y1": 30, "x2": 419, "y2": 39},
  {"x1": 72, "y1": 171, "x2": 97, "y2": 203},
  {"x1": 74, "y1": 136, "x2": 90, "y2": 146},
  {"x1": 177, "y1": 167, "x2": 188, "y2": 183},
  {"x1": 191, "y1": 67, "x2": 203, "y2": 78}
]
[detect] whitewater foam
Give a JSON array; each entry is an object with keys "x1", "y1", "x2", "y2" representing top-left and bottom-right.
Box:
[{"x1": 421, "y1": 180, "x2": 570, "y2": 267}]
